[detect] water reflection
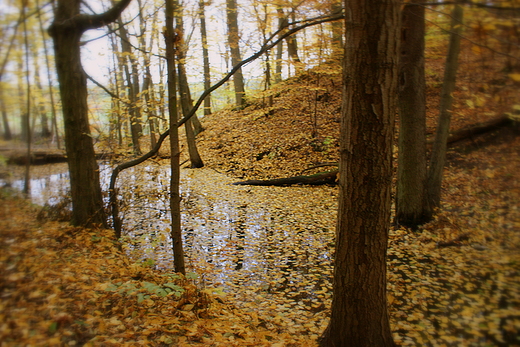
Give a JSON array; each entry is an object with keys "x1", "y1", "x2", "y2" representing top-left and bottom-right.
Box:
[{"x1": 4, "y1": 162, "x2": 336, "y2": 322}]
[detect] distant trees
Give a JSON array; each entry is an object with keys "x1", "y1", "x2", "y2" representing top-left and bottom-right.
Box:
[{"x1": 319, "y1": 0, "x2": 399, "y2": 345}]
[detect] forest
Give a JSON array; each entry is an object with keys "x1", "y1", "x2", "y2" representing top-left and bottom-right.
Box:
[{"x1": 1, "y1": 0, "x2": 519, "y2": 346}]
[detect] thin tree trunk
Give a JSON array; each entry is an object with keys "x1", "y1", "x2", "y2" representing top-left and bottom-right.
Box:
[
  {"x1": 427, "y1": 2, "x2": 464, "y2": 210},
  {"x1": 165, "y1": 0, "x2": 186, "y2": 274},
  {"x1": 22, "y1": 1, "x2": 31, "y2": 196},
  {"x1": 226, "y1": 0, "x2": 246, "y2": 106},
  {"x1": 319, "y1": 0, "x2": 399, "y2": 344},
  {"x1": 275, "y1": 7, "x2": 285, "y2": 83},
  {"x1": 199, "y1": 0, "x2": 212, "y2": 116},
  {"x1": 396, "y1": 0, "x2": 430, "y2": 228},
  {"x1": 174, "y1": 0, "x2": 204, "y2": 168}
]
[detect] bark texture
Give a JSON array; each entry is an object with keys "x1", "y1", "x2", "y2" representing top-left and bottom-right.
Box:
[{"x1": 319, "y1": 0, "x2": 399, "y2": 345}]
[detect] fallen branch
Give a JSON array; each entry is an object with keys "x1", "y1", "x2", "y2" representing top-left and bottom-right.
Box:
[
  {"x1": 446, "y1": 114, "x2": 513, "y2": 145},
  {"x1": 233, "y1": 170, "x2": 338, "y2": 186}
]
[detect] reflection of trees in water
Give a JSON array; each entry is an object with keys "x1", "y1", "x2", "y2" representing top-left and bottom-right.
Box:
[{"x1": 116, "y1": 165, "x2": 334, "y2": 312}]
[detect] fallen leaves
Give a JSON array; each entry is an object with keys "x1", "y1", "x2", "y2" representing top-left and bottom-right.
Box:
[{"x1": 0, "y1": 192, "x2": 317, "y2": 346}]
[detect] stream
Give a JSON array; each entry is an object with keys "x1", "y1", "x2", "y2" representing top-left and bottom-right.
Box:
[{"x1": 2, "y1": 161, "x2": 337, "y2": 333}]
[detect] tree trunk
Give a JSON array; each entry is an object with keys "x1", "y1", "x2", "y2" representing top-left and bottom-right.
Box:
[
  {"x1": 319, "y1": 0, "x2": 399, "y2": 345},
  {"x1": 48, "y1": 0, "x2": 131, "y2": 227},
  {"x1": 22, "y1": 2, "x2": 31, "y2": 196},
  {"x1": 226, "y1": 0, "x2": 246, "y2": 106},
  {"x1": 427, "y1": 2, "x2": 464, "y2": 210},
  {"x1": 174, "y1": 0, "x2": 204, "y2": 168},
  {"x1": 274, "y1": 7, "x2": 284, "y2": 84},
  {"x1": 165, "y1": 0, "x2": 186, "y2": 274},
  {"x1": 286, "y1": 12, "x2": 301, "y2": 70},
  {"x1": 396, "y1": 0, "x2": 431, "y2": 228},
  {"x1": 199, "y1": 0, "x2": 212, "y2": 116}
]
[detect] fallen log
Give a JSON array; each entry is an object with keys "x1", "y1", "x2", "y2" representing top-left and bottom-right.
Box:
[
  {"x1": 434, "y1": 114, "x2": 515, "y2": 146},
  {"x1": 233, "y1": 169, "x2": 338, "y2": 186}
]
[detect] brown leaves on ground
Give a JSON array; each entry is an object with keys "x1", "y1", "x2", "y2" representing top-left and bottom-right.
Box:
[{"x1": 0, "y1": 194, "x2": 314, "y2": 346}]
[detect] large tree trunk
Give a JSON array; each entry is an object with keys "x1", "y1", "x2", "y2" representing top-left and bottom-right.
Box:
[
  {"x1": 165, "y1": 0, "x2": 186, "y2": 274},
  {"x1": 48, "y1": 0, "x2": 131, "y2": 227},
  {"x1": 396, "y1": 0, "x2": 431, "y2": 228},
  {"x1": 49, "y1": 16, "x2": 105, "y2": 226},
  {"x1": 427, "y1": 2, "x2": 464, "y2": 210},
  {"x1": 226, "y1": 0, "x2": 246, "y2": 106},
  {"x1": 319, "y1": 0, "x2": 399, "y2": 345}
]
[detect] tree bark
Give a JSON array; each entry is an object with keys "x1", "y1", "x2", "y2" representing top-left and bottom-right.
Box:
[
  {"x1": 48, "y1": 0, "x2": 131, "y2": 227},
  {"x1": 226, "y1": 0, "x2": 246, "y2": 106},
  {"x1": 319, "y1": 0, "x2": 399, "y2": 345},
  {"x1": 396, "y1": 0, "x2": 431, "y2": 228},
  {"x1": 427, "y1": 2, "x2": 464, "y2": 210},
  {"x1": 165, "y1": 0, "x2": 186, "y2": 274}
]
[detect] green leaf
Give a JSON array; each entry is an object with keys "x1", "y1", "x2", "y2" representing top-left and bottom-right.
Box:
[
  {"x1": 49, "y1": 321, "x2": 58, "y2": 334},
  {"x1": 186, "y1": 272, "x2": 198, "y2": 280}
]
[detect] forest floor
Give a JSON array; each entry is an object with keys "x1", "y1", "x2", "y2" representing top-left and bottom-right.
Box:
[{"x1": 2, "y1": 12, "x2": 520, "y2": 346}]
